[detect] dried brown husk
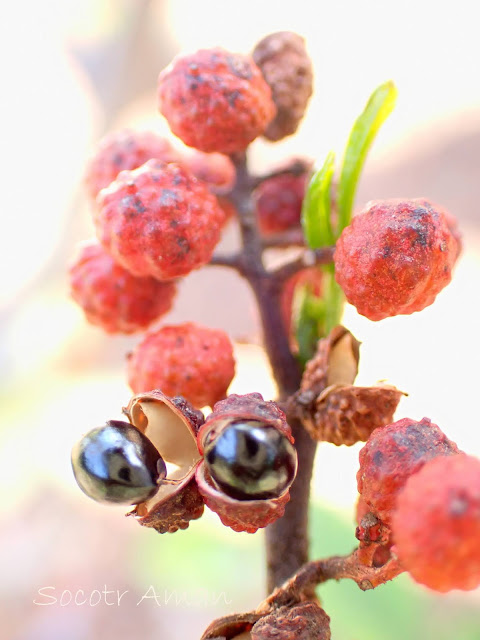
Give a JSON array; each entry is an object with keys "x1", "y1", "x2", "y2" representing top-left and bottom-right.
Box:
[
  {"x1": 123, "y1": 390, "x2": 205, "y2": 533},
  {"x1": 253, "y1": 31, "x2": 314, "y2": 141}
]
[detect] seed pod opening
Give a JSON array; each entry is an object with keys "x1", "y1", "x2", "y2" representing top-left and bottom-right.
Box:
[{"x1": 123, "y1": 390, "x2": 205, "y2": 532}]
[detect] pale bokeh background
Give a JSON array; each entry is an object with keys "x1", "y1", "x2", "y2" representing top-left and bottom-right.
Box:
[{"x1": 1, "y1": 1, "x2": 480, "y2": 638}]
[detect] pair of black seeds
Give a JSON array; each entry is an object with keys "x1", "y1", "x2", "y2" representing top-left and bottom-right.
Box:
[{"x1": 71, "y1": 419, "x2": 297, "y2": 505}]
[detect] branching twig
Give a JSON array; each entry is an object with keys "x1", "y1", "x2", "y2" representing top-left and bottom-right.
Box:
[
  {"x1": 250, "y1": 158, "x2": 312, "y2": 189},
  {"x1": 258, "y1": 549, "x2": 404, "y2": 613},
  {"x1": 270, "y1": 246, "x2": 335, "y2": 284}
]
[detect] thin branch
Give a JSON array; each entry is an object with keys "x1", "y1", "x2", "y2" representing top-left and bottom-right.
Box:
[
  {"x1": 261, "y1": 228, "x2": 306, "y2": 248},
  {"x1": 208, "y1": 253, "x2": 245, "y2": 272},
  {"x1": 258, "y1": 549, "x2": 404, "y2": 613},
  {"x1": 250, "y1": 158, "x2": 312, "y2": 189},
  {"x1": 271, "y1": 246, "x2": 335, "y2": 283}
]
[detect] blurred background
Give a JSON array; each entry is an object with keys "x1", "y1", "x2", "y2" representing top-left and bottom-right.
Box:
[{"x1": 1, "y1": 0, "x2": 480, "y2": 637}]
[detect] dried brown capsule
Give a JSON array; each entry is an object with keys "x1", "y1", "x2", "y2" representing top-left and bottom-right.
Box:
[
  {"x1": 201, "y1": 611, "x2": 263, "y2": 640},
  {"x1": 294, "y1": 325, "x2": 360, "y2": 418},
  {"x1": 123, "y1": 390, "x2": 205, "y2": 533},
  {"x1": 295, "y1": 326, "x2": 404, "y2": 445},
  {"x1": 196, "y1": 393, "x2": 297, "y2": 533},
  {"x1": 251, "y1": 602, "x2": 331, "y2": 639},
  {"x1": 306, "y1": 383, "x2": 405, "y2": 445},
  {"x1": 253, "y1": 32, "x2": 313, "y2": 141}
]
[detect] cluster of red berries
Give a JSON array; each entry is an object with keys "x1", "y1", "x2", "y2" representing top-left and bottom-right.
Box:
[
  {"x1": 70, "y1": 35, "x2": 318, "y2": 407},
  {"x1": 357, "y1": 416, "x2": 480, "y2": 592},
  {"x1": 69, "y1": 28, "x2": 476, "y2": 624}
]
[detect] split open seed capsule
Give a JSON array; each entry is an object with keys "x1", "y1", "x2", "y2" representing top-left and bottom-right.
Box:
[
  {"x1": 204, "y1": 419, "x2": 297, "y2": 501},
  {"x1": 71, "y1": 420, "x2": 166, "y2": 505}
]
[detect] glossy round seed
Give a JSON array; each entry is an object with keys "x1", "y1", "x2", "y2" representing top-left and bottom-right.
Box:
[
  {"x1": 71, "y1": 420, "x2": 166, "y2": 504},
  {"x1": 204, "y1": 420, "x2": 297, "y2": 501}
]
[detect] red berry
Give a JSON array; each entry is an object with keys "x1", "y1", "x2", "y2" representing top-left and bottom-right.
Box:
[
  {"x1": 334, "y1": 199, "x2": 459, "y2": 321},
  {"x1": 357, "y1": 417, "x2": 459, "y2": 524},
  {"x1": 127, "y1": 323, "x2": 235, "y2": 409},
  {"x1": 69, "y1": 241, "x2": 176, "y2": 333},
  {"x1": 182, "y1": 150, "x2": 235, "y2": 194},
  {"x1": 84, "y1": 129, "x2": 180, "y2": 201},
  {"x1": 95, "y1": 160, "x2": 225, "y2": 281},
  {"x1": 255, "y1": 173, "x2": 308, "y2": 234},
  {"x1": 158, "y1": 48, "x2": 276, "y2": 154},
  {"x1": 392, "y1": 454, "x2": 480, "y2": 592}
]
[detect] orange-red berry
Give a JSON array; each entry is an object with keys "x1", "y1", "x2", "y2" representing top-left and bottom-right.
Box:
[
  {"x1": 69, "y1": 241, "x2": 176, "y2": 333},
  {"x1": 127, "y1": 323, "x2": 235, "y2": 409},
  {"x1": 95, "y1": 160, "x2": 225, "y2": 281},
  {"x1": 158, "y1": 48, "x2": 276, "y2": 154},
  {"x1": 182, "y1": 150, "x2": 235, "y2": 194},
  {"x1": 357, "y1": 417, "x2": 459, "y2": 524},
  {"x1": 334, "y1": 199, "x2": 459, "y2": 320},
  {"x1": 255, "y1": 173, "x2": 308, "y2": 234},
  {"x1": 393, "y1": 454, "x2": 480, "y2": 592},
  {"x1": 84, "y1": 129, "x2": 180, "y2": 201}
]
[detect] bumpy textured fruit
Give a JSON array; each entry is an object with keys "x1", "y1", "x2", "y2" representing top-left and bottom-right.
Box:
[
  {"x1": 252, "y1": 31, "x2": 314, "y2": 141},
  {"x1": 182, "y1": 150, "x2": 235, "y2": 194},
  {"x1": 393, "y1": 454, "x2": 480, "y2": 592},
  {"x1": 334, "y1": 199, "x2": 459, "y2": 320},
  {"x1": 158, "y1": 48, "x2": 276, "y2": 153},
  {"x1": 71, "y1": 420, "x2": 165, "y2": 504},
  {"x1": 84, "y1": 129, "x2": 180, "y2": 201},
  {"x1": 69, "y1": 241, "x2": 176, "y2": 333},
  {"x1": 127, "y1": 323, "x2": 235, "y2": 408},
  {"x1": 95, "y1": 160, "x2": 225, "y2": 280},
  {"x1": 254, "y1": 173, "x2": 308, "y2": 234},
  {"x1": 357, "y1": 417, "x2": 459, "y2": 524}
]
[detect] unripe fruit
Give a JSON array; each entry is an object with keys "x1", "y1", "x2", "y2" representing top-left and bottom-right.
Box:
[
  {"x1": 203, "y1": 419, "x2": 297, "y2": 501},
  {"x1": 334, "y1": 199, "x2": 459, "y2": 320},
  {"x1": 71, "y1": 421, "x2": 165, "y2": 504},
  {"x1": 158, "y1": 48, "x2": 276, "y2": 153},
  {"x1": 392, "y1": 454, "x2": 480, "y2": 592},
  {"x1": 69, "y1": 241, "x2": 176, "y2": 334},
  {"x1": 357, "y1": 417, "x2": 459, "y2": 524},
  {"x1": 95, "y1": 160, "x2": 225, "y2": 281},
  {"x1": 127, "y1": 323, "x2": 235, "y2": 409}
]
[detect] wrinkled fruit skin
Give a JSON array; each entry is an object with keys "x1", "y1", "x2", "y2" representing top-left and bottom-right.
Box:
[
  {"x1": 393, "y1": 454, "x2": 480, "y2": 592},
  {"x1": 357, "y1": 417, "x2": 459, "y2": 524},
  {"x1": 158, "y1": 48, "x2": 276, "y2": 153},
  {"x1": 183, "y1": 150, "x2": 236, "y2": 194},
  {"x1": 253, "y1": 31, "x2": 314, "y2": 142},
  {"x1": 255, "y1": 172, "x2": 308, "y2": 234},
  {"x1": 251, "y1": 602, "x2": 331, "y2": 640},
  {"x1": 127, "y1": 322, "x2": 235, "y2": 408},
  {"x1": 334, "y1": 199, "x2": 459, "y2": 320},
  {"x1": 69, "y1": 241, "x2": 176, "y2": 333},
  {"x1": 95, "y1": 160, "x2": 225, "y2": 280},
  {"x1": 84, "y1": 129, "x2": 180, "y2": 201}
]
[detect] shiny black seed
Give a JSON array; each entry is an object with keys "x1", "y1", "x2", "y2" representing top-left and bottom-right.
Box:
[
  {"x1": 71, "y1": 420, "x2": 166, "y2": 505},
  {"x1": 204, "y1": 420, "x2": 297, "y2": 501}
]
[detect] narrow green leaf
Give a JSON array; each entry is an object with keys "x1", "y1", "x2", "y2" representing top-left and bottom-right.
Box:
[
  {"x1": 336, "y1": 81, "x2": 397, "y2": 234},
  {"x1": 292, "y1": 283, "x2": 325, "y2": 366},
  {"x1": 301, "y1": 151, "x2": 335, "y2": 249}
]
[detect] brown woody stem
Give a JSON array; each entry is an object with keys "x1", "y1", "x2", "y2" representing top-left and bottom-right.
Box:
[
  {"x1": 227, "y1": 152, "x2": 319, "y2": 591},
  {"x1": 258, "y1": 550, "x2": 404, "y2": 613}
]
